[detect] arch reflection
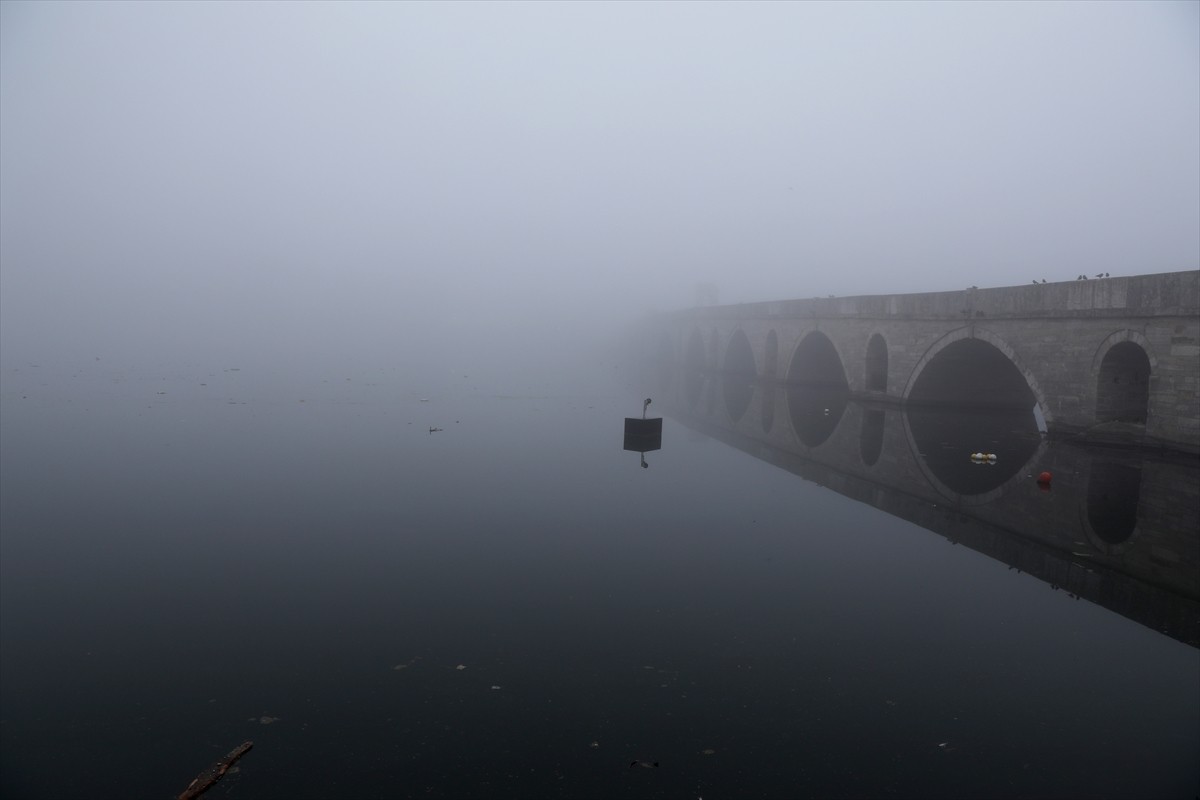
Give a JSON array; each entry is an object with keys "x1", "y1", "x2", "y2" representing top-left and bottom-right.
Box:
[
  {"x1": 786, "y1": 332, "x2": 849, "y2": 448},
  {"x1": 761, "y1": 384, "x2": 776, "y2": 433},
  {"x1": 865, "y1": 334, "x2": 888, "y2": 392},
  {"x1": 860, "y1": 408, "x2": 884, "y2": 466},
  {"x1": 1087, "y1": 462, "x2": 1141, "y2": 545},
  {"x1": 651, "y1": 374, "x2": 1198, "y2": 647},
  {"x1": 907, "y1": 407, "x2": 1040, "y2": 496}
]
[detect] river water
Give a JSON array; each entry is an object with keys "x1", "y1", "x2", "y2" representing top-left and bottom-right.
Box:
[{"x1": 1, "y1": 358, "x2": 1196, "y2": 799}]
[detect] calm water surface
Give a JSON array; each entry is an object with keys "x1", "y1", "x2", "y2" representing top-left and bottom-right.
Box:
[{"x1": 1, "y1": 361, "x2": 1197, "y2": 799}]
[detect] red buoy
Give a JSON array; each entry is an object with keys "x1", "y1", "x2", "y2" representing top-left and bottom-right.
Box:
[{"x1": 1037, "y1": 471, "x2": 1052, "y2": 485}]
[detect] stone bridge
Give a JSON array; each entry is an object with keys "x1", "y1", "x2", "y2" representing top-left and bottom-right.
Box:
[{"x1": 639, "y1": 270, "x2": 1200, "y2": 452}]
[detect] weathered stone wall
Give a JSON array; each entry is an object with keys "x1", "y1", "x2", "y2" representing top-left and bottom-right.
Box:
[{"x1": 650, "y1": 271, "x2": 1200, "y2": 451}]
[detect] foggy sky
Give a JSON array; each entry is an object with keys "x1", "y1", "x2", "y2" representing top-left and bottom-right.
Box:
[{"x1": 1, "y1": 1, "x2": 1197, "y2": 372}]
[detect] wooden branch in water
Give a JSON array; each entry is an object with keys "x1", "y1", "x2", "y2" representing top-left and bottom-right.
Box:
[{"x1": 177, "y1": 741, "x2": 253, "y2": 800}]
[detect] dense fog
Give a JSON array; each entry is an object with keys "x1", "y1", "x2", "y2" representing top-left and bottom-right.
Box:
[
  {"x1": 3, "y1": 8, "x2": 1199, "y2": 797},
  {"x1": 2, "y1": 1, "x2": 1197, "y2": 381}
]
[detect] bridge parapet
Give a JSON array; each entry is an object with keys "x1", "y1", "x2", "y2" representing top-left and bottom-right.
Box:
[{"x1": 679, "y1": 271, "x2": 1199, "y2": 321}]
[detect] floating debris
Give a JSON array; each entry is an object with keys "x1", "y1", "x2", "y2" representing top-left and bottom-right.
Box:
[
  {"x1": 177, "y1": 741, "x2": 253, "y2": 800},
  {"x1": 589, "y1": 741, "x2": 600, "y2": 749},
  {"x1": 490, "y1": 685, "x2": 502, "y2": 690},
  {"x1": 248, "y1": 716, "x2": 280, "y2": 725},
  {"x1": 455, "y1": 664, "x2": 466, "y2": 671},
  {"x1": 630, "y1": 760, "x2": 659, "y2": 769},
  {"x1": 701, "y1": 748, "x2": 716, "y2": 755}
]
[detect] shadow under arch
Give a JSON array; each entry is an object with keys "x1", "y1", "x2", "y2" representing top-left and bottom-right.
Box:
[
  {"x1": 785, "y1": 330, "x2": 850, "y2": 448},
  {"x1": 903, "y1": 326, "x2": 1052, "y2": 422},
  {"x1": 722, "y1": 329, "x2": 756, "y2": 423},
  {"x1": 1092, "y1": 330, "x2": 1157, "y2": 425}
]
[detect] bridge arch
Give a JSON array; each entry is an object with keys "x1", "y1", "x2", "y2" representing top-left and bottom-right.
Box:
[
  {"x1": 1092, "y1": 330, "x2": 1156, "y2": 425},
  {"x1": 722, "y1": 328, "x2": 756, "y2": 423},
  {"x1": 865, "y1": 332, "x2": 888, "y2": 393},
  {"x1": 705, "y1": 328, "x2": 719, "y2": 415},
  {"x1": 759, "y1": 329, "x2": 779, "y2": 432},
  {"x1": 784, "y1": 329, "x2": 850, "y2": 387},
  {"x1": 785, "y1": 330, "x2": 850, "y2": 448},
  {"x1": 902, "y1": 328, "x2": 1048, "y2": 503},
  {"x1": 684, "y1": 328, "x2": 706, "y2": 410},
  {"x1": 764, "y1": 329, "x2": 779, "y2": 380},
  {"x1": 902, "y1": 326, "x2": 1052, "y2": 421}
]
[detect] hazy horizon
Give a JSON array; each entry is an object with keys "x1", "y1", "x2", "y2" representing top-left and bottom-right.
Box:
[{"x1": 2, "y1": 1, "x2": 1197, "y2": 373}]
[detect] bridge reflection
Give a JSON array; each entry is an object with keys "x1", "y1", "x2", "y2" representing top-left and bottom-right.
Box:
[{"x1": 654, "y1": 364, "x2": 1200, "y2": 647}]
